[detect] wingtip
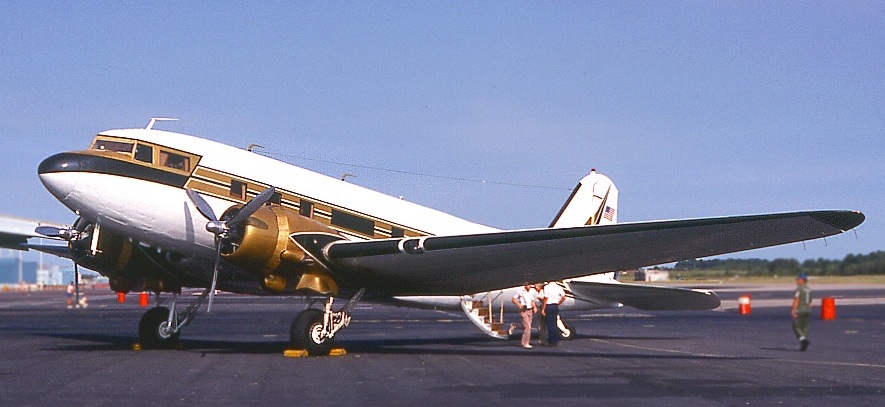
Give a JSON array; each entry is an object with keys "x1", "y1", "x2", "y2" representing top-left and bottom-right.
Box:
[{"x1": 811, "y1": 211, "x2": 865, "y2": 231}]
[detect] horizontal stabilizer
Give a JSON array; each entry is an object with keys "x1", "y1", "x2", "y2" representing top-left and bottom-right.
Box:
[{"x1": 568, "y1": 281, "x2": 721, "y2": 311}]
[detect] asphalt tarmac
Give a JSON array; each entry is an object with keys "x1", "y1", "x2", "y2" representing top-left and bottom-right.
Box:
[{"x1": 2, "y1": 284, "x2": 884, "y2": 406}]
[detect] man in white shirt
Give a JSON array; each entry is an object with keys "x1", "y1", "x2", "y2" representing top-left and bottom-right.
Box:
[
  {"x1": 511, "y1": 283, "x2": 537, "y2": 349},
  {"x1": 541, "y1": 282, "x2": 566, "y2": 346}
]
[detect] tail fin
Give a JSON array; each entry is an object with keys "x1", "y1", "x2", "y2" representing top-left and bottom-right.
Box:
[{"x1": 549, "y1": 169, "x2": 618, "y2": 228}]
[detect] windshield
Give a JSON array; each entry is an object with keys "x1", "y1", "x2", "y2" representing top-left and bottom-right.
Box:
[{"x1": 92, "y1": 139, "x2": 134, "y2": 154}]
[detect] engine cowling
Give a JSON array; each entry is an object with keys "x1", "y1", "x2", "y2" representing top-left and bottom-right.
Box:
[
  {"x1": 68, "y1": 221, "x2": 188, "y2": 294},
  {"x1": 221, "y1": 204, "x2": 342, "y2": 295}
]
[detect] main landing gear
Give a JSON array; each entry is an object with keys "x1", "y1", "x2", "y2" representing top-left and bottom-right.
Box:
[
  {"x1": 136, "y1": 287, "x2": 366, "y2": 354},
  {"x1": 138, "y1": 288, "x2": 211, "y2": 349},
  {"x1": 290, "y1": 288, "x2": 365, "y2": 356}
]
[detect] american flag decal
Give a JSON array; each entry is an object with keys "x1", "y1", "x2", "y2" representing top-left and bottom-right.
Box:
[{"x1": 603, "y1": 206, "x2": 616, "y2": 221}]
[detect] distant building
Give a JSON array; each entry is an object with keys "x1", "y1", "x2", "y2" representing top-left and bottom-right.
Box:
[
  {"x1": 0, "y1": 258, "x2": 37, "y2": 284},
  {"x1": 39, "y1": 266, "x2": 65, "y2": 286},
  {"x1": 634, "y1": 269, "x2": 670, "y2": 282}
]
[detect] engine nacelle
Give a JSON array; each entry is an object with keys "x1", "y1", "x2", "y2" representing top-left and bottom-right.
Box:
[
  {"x1": 68, "y1": 221, "x2": 184, "y2": 294},
  {"x1": 221, "y1": 205, "x2": 342, "y2": 295}
]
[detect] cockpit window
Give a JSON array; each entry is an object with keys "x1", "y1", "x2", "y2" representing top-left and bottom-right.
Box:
[
  {"x1": 134, "y1": 144, "x2": 154, "y2": 163},
  {"x1": 159, "y1": 150, "x2": 191, "y2": 172},
  {"x1": 92, "y1": 139, "x2": 134, "y2": 154}
]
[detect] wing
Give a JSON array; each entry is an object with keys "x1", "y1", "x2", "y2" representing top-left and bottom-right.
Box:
[
  {"x1": 0, "y1": 215, "x2": 60, "y2": 248},
  {"x1": 321, "y1": 210, "x2": 864, "y2": 296},
  {"x1": 0, "y1": 214, "x2": 72, "y2": 258},
  {"x1": 567, "y1": 280, "x2": 721, "y2": 311}
]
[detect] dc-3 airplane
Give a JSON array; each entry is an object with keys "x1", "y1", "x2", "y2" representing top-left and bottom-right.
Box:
[{"x1": 0, "y1": 120, "x2": 865, "y2": 354}]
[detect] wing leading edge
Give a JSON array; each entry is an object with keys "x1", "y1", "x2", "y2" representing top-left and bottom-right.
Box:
[{"x1": 324, "y1": 210, "x2": 864, "y2": 296}]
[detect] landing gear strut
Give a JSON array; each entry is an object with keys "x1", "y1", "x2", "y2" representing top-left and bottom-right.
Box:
[
  {"x1": 290, "y1": 288, "x2": 365, "y2": 355},
  {"x1": 138, "y1": 288, "x2": 210, "y2": 349}
]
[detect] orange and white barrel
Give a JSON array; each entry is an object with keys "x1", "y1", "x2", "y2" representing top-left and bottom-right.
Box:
[{"x1": 738, "y1": 294, "x2": 751, "y2": 315}]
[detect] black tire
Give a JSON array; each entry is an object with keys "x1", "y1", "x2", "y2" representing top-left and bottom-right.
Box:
[
  {"x1": 558, "y1": 319, "x2": 576, "y2": 341},
  {"x1": 138, "y1": 306, "x2": 180, "y2": 349},
  {"x1": 290, "y1": 309, "x2": 333, "y2": 356}
]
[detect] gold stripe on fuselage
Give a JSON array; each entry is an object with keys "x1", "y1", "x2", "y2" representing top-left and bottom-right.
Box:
[{"x1": 186, "y1": 166, "x2": 428, "y2": 240}]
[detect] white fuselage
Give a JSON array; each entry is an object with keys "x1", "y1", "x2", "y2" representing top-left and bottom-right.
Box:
[{"x1": 39, "y1": 128, "x2": 498, "y2": 264}]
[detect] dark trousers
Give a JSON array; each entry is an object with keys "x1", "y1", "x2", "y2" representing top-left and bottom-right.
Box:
[
  {"x1": 537, "y1": 312, "x2": 548, "y2": 344},
  {"x1": 545, "y1": 304, "x2": 560, "y2": 345},
  {"x1": 793, "y1": 311, "x2": 810, "y2": 340}
]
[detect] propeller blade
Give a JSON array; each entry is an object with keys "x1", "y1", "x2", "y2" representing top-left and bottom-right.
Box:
[
  {"x1": 35, "y1": 225, "x2": 75, "y2": 240},
  {"x1": 186, "y1": 188, "x2": 218, "y2": 222},
  {"x1": 35, "y1": 226, "x2": 66, "y2": 238},
  {"x1": 207, "y1": 238, "x2": 223, "y2": 313},
  {"x1": 226, "y1": 187, "x2": 276, "y2": 227}
]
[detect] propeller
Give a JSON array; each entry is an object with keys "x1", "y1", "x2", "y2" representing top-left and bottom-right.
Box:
[
  {"x1": 186, "y1": 187, "x2": 277, "y2": 312},
  {"x1": 35, "y1": 225, "x2": 77, "y2": 240}
]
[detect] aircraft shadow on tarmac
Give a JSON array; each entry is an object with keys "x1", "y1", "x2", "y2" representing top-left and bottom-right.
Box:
[{"x1": 36, "y1": 332, "x2": 756, "y2": 361}]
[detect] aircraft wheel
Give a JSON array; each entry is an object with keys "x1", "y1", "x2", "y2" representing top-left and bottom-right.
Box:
[
  {"x1": 290, "y1": 309, "x2": 333, "y2": 356},
  {"x1": 558, "y1": 320, "x2": 576, "y2": 341},
  {"x1": 138, "y1": 306, "x2": 180, "y2": 349}
]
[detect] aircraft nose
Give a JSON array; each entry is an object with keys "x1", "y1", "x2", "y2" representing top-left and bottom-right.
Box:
[
  {"x1": 38, "y1": 152, "x2": 83, "y2": 200},
  {"x1": 38, "y1": 152, "x2": 82, "y2": 175}
]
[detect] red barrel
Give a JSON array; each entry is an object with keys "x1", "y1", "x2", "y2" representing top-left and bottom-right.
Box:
[
  {"x1": 138, "y1": 292, "x2": 149, "y2": 307},
  {"x1": 117, "y1": 292, "x2": 126, "y2": 304},
  {"x1": 738, "y1": 294, "x2": 751, "y2": 315},
  {"x1": 821, "y1": 297, "x2": 836, "y2": 320}
]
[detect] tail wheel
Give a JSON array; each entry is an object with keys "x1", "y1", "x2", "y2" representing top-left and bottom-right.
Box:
[
  {"x1": 558, "y1": 319, "x2": 576, "y2": 340},
  {"x1": 139, "y1": 306, "x2": 180, "y2": 349},
  {"x1": 290, "y1": 309, "x2": 333, "y2": 356}
]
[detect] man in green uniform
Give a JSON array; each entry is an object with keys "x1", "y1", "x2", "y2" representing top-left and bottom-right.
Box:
[{"x1": 791, "y1": 273, "x2": 812, "y2": 351}]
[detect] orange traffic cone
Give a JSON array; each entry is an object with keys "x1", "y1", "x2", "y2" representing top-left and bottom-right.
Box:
[
  {"x1": 139, "y1": 292, "x2": 149, "y2": 307},
  {"x1": 738, "y1": 294, "x2": 751, "y2": 315},
  {"x1": 117, "y1": 292, "x2": 126, "y2": 304}
]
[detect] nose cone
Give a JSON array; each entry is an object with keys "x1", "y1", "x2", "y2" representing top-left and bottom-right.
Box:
[
  {"x1": 38, "y1": 152, "x2": 83, "y2": 200},
  {"x1": 38, "y1": 152, "x2": 82, "y2": 175}
]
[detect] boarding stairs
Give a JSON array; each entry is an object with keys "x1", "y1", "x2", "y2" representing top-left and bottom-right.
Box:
[{"x1": 459, "y1": 290, "x2": 512, "y2": 339}]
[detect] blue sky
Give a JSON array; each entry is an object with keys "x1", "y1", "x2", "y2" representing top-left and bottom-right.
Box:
[{"x1": 1, "y1": 1, "x2": 881, "y2": 264}]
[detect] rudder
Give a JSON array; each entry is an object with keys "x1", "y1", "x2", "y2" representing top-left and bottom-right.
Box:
[{"x1": 549, "y1": 169, "x2": 618, "y2": 228}]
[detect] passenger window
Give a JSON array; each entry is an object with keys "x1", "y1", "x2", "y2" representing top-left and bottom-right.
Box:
[
  {"x1": 391, "y1": 227, "x2": 405, "y2": 238},
  {"x1": 230, "y1": 180, "x2": 246, "y2": 200},
  {"x1": 134, "y1": 144, "x2": 153, "y2": 163},
  {"x1": 270, "y1": 192, "x2": 282, "y2": 205},
  {"x1": 93, "y1": 139, "x2": 134, "y2": 154},
  {"x1": 299, "y1": 201, "x2": 313, "y2": 217},
  {"x1": 331, "y1": 209, "x2": 375, "y2": 236},
  {"x1": 159, "y1": 151, "x2": 190, "y2": 172}
]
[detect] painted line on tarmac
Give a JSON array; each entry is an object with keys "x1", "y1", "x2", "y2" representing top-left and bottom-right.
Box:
[
  {"x1": 772, "y1": 358, "x2": 885, "y2": 369},
  {"x1": 721, "y1": 297, "x2": 885, "y2": 310},
  {"x1": 592, "y1": 338, "x2": 885, "y2": 369},
  {"x1": 589, "y1": 338, "x2": 727, "y2": 358}
]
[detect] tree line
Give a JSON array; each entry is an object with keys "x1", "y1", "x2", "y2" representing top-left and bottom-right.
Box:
[{"x1": 671, "y1": 251, "x2": 885, "y2": 277}]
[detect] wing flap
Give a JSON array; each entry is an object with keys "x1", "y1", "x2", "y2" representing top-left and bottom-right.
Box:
[
  {"x1": 568, "y1": 281, "x2": 721, "y2": 311},
  {"x1": 325, "y1": 210, "x2": 863, "y2": 296}
]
